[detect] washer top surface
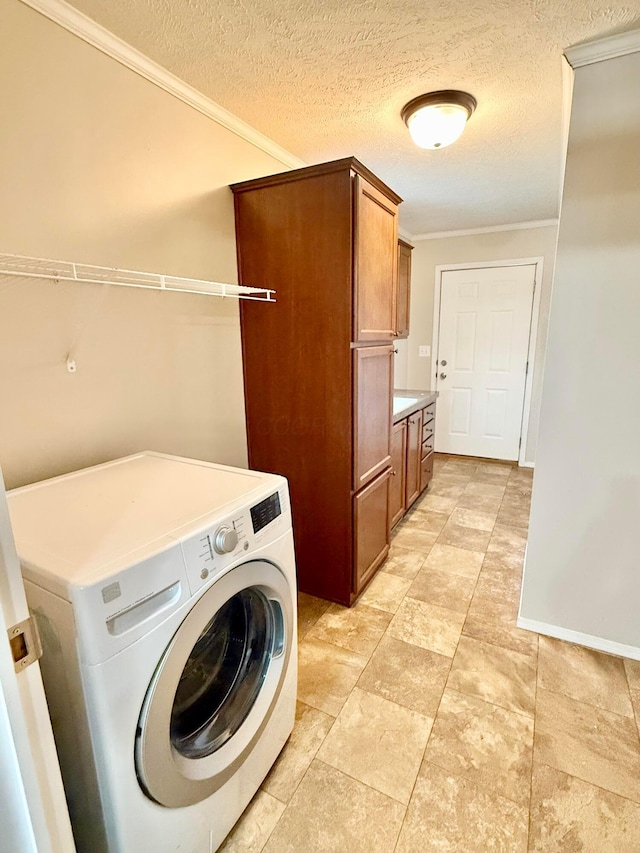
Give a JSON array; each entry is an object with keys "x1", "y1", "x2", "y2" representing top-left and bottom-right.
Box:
[{"x1": 8, "y1": 452, "x2": 284, "y2": 588}]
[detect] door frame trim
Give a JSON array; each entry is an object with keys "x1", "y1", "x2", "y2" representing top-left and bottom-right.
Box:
[{"x1": 431, "y1": 257, "x2": 544, "y2": 467}]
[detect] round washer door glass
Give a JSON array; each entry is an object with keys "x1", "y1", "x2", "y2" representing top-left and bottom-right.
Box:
[{"x1": 171, "y1": 587, "x2": 281, "y2": 759}]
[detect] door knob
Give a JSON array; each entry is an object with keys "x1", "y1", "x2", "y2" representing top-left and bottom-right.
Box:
[{"x1": 439, "y1": 372, "x2": 447, "y2": 380}]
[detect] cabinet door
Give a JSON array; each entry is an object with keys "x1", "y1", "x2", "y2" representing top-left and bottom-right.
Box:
[
  {"x1": 396, "y1": 240, "x2": 412, "y2": 338},
  {"x1": 353, "y1": 345, "x2": 393, "y2": 490},
  {"x1": 389, "y1": 420, "x2": 407, "y2": 528},
  {"x1": 353, "y1": 467, "x2": 391, "y2": 596},
  {"x1": 353, "y1": 176, "x2": 399, "y2": 343},
  {"x1": 405, "y1": 410, "x2": 422, "y2": 508}
]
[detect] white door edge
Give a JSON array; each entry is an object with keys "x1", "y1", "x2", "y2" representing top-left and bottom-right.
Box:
[
  {"x1": 0, "y1": 467, "x2": 76, "y2": 853},
  {"x1": 431, "y1": 257, "x2": 544, "y2": 465}
]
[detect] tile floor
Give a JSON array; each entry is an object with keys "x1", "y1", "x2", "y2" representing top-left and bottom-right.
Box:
[{"x1": 220, "y1": 455, "x2": 640, "y2": 852}]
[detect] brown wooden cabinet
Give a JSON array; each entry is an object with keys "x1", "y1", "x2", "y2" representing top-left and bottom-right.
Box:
[
  {"x1": 395, "y1": 239, "x2": 413, "y2": 338},
  {"x1": 353, "y1": 345, "x2": 394, "y2": 490},
  {"x1": 354, "y1": 468, "x2": 392, "y2": 593},
  {"x1": 231, "y1": 158, "x2": 402, "y2": 605},
  {"x1": 389, "y1": 420, "x2": 407, "y2": 527},
  {"x1": 391, "y1": 396, "x2": 437, "y2": 526}
]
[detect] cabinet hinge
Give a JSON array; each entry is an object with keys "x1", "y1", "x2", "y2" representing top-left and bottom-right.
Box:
[
  {"x1": 7, "y1": 615, "x2": 42, "y2": 674},
  {"x1": 525, "y1": 361, "x2": 529, "y2": 376}
]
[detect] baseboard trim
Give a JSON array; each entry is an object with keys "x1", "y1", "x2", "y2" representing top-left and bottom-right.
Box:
[
  {"x1": 519, "y1": 461, "x2": 535, "y2": 469},
  {"x1": 517, "y1": 616, "x2": 640, "y2": 660}
]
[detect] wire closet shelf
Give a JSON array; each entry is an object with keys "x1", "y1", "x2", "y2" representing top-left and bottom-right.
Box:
[{"x1": 0, "y1": 253, "x2": 275, "y2": 301}]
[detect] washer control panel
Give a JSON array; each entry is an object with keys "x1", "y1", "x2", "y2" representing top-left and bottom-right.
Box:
[
  {"x1": 213, "y1": 525, "x2": 238, "y2": 554},
  {"x1": 180, "y1": 486, "x2": 289, "y2": 594}
]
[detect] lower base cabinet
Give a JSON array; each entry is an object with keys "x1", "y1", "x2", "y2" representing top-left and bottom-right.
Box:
[
  {"x1": 389, "y1": 421, "x2": 407, "y2": 528},
  {"x1": 391, "y1": 398, "x2": 436, "y2": 526},
  {"x1": 354, "y1": 467, "x2": 392, "y2": 595}
]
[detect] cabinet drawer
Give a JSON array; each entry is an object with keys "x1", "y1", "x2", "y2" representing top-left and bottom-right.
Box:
[
  {"x1": 422, "y1": 402, "x2": 435, "y2": 423},
  {"x1": 422, "y1": 419, "x2": 434, "y2": 442},
  {"x1": 421, "y1": 433, "x2": 434, "y2": 459},
  {"x1": 420, "y1": 454, "x2": 434, "y2": 492}
]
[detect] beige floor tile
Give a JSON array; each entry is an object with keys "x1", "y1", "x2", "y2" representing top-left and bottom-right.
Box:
[
  {"x1": 414, "y1": 492, "x2": 458, "y2": 514},
  {"x1": 297, "y1": 592, "x2": 330, "y2": 639},
  {"x1": 425, "y1": 689, "x2": 533, "y2": 806},
  {"x1": 219, "y1": 790, "x2": 285, "y2": 852},
  {"x1": 438, "y1": 521, "x2": 492, "y2": 552},
  {"x1": 423, "y1": 543, "x2": 484, "y2": 579},
  {"x1": 463, "y1": 605, "x2": 539, "y2": 659},
  {"x1": 624, "y1": 657, "x2": 640, "y2": 688},
  {"x1": 395, "y1": 761, "x2": 528, "y2": 853},
  {"x1": 472, "y1": 470, "x2": 513, "y2": 487},
  {"x1": 407, "y1": 566, "x2": 476, "y2": 614},
  {"x1": 503, "y1": 482, "x2": 532, "y2": 500},
  {"x1": 262, "y1": 702, "x2": 334, "y2": 803},
  {"x1": 447, "y1": 635, "x2": 536, "y2": 717},
  {"x1": 529, "y1": 763, "x2": 640, "y2": 852},
  {"x1": 427, "y1": 478, "x2": 467, "y2": 500},
  {"x1": 486, "y1": 528, "x2": 527, "y2": 571},
  {"x1": 388, "y1": 596, "x2": 465, "y2": 657},
  {"x1": 297, "y1": 638, "x2": 368, "y2": 717},
  {"x1": 441, "y1": 458, "x2": 479, "y2": 475},
  {"x1": 405, "y1": 509, "x2": 448, "y2": 534},
  {"x1": 357, "y1": 570, "x2": 412, "y2": 613},
  {"x1": 262, "y1": 759, "x2": 405, "y2": 853},
  {"x1": 456, "y1": 491, "x2": 504, "y2": 513},
  {"x1": 449, "y1": 506, "x2": 497, "y2": 531},
  {"x1": 357, "y1": 634, "x2": 451, "y2": 717},
  {"x1": 392, "y1": 525, "x2": 439, "y2": 552},
  {"x1": 473, "y1": 557, "x2": 522, "y2": 609},
  {"x1": 476, "y1": 461, "x2": 513, "y2": 477},
  {"x1": 463, "y1": 481, "x2": 506, "y2": 500},
  {"x1": 538, "y1": 636, "x2": 634, "y2": 717},
  {"x1": 496, "y1": 507, "x2": 530, "y2": 528},
  {"x1": 626, "y1": 660, "x2": 640, "y2": 736},
  {"x1": 535, "y1": 687, "x2": 640, "y2": 802},
  {"x1": 379, "y1": 545, "x2": 426, "y2": 580},
  {"x1": 318, "y1": 687, "x2": 433, "y2": 804},
  {"x1": 306, "y1": 602, "x2": 391, "y2": 657}
]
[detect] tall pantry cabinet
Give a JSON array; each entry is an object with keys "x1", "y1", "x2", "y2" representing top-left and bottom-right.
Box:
[{"x1": 231, "y1": 158, "x2": 401, "y2": 605}]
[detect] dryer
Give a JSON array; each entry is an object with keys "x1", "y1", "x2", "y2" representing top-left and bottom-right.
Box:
[{"x1": 7, "y1": 452, "x2": 297, "y2": 852}]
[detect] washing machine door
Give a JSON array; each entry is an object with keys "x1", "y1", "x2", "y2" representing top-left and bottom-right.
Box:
[{"x1": 135, "y1": 559, "x2": 293, "y2": 807}]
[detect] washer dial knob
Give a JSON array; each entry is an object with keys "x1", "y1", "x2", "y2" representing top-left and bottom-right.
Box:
[{"x1": 214, "y1": 526, "x2": 238, "y2": 555}]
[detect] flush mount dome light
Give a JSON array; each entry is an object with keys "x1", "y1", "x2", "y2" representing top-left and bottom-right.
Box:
[{"x1": 401, "y1": 90, "x2": 477, "y2": 150}]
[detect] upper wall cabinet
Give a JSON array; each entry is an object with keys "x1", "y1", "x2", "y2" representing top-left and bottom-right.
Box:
[
  {"x1": 395, "y1": 239, "x2": 413, "y2": 339},
  {"x1": 353, "y1": 177, "x2": 399, "y2": 343}
]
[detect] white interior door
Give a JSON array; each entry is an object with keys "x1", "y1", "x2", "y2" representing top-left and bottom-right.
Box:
[
  {"x1": 435, "y1": 264, "x2": 536, "y2": 460},
  {"x1": 0, "y1": 466, "x2": 75, "y2": 853}
]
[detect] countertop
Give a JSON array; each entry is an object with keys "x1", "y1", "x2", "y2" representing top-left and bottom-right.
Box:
[{"x1": 393, "y1": 389, "x2": 438, "y2": 423}]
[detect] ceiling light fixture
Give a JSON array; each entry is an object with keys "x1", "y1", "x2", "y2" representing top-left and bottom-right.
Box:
[{"x1": 401, "y1": 90, "x2": 477, "y2": 150}]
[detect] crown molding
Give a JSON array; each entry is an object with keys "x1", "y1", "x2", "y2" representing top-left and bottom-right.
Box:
[
  {"x1": 18, "y1": 0, "x2": 307, "y2": 171},
  {"x1": 410, "y1": 219, "x2": 559, "y2": 241},
  {"x1": 565, "y1": 27, "x2": 640, "y2": 68}
]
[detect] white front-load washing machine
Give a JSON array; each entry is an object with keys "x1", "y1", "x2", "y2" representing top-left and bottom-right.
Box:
[{"x1": 7, "y1": 452, "x2": 297, "y2": 853}]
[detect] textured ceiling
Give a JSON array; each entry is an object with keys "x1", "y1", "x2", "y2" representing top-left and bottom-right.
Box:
[{"x1": 66, "y1": 0, "x2": 640, "y2": 233}]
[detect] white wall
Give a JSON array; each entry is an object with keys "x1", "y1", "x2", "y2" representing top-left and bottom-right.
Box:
[
  {"x1": 394, "y1": 225, "x2": 558, "y2": 463},
  {"x1": 0, "y1": 0, "x2": 293, "y2": 489},
  {"x1": 519, "y1": 46, "x2": 640, "y2": 657}
]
